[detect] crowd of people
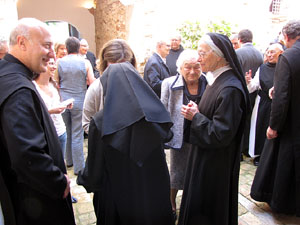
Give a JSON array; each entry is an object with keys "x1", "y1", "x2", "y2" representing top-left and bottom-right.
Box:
[{"x1": 0, "y1": 17, "x2": 300, "y2": 225}]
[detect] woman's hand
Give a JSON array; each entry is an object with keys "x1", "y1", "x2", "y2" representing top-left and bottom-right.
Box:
[
  {"x1": 181, "y1": 101, "x2": 199, "y2": 121},
  {"x1": 66, "y1": 102, "x2": 73, "y2": 109},
  {"x1": 269, "y1": 86, "x2": 274, "y2": 99},
  {"x1": 48, "y1": 106, "x2": 66, "y2": 114}
]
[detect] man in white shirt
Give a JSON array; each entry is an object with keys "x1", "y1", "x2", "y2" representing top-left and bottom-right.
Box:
[{"x1": 79, "y1": 39, "x2": 99, "y2": 78}]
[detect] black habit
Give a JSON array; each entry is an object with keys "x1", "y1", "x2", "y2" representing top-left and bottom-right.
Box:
[
  {"x1": 78, "y1": 62, "x2": 175, "y2": 225},
  {"x1": 252, "y1": 62, "x2": 275, "y2": 156},
  {"x1": 178, "y1": 33, "x2": 249, "y2": 225},
  {"x1": 166, "y1": 45, "x2": 184, "y2": 76},
  {"x1": 251, "y1": 40, "x2": 300, "y2": 217},
  {"x1": 0, "y1": 54, "x2": 75, "y2": 225}
]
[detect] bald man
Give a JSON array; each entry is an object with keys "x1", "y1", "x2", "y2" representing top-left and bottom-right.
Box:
[
  {"x1": 79, "y1": 38, "x2": 99, "y2": 78},
  {"x1": 0, "y1": 18, "x2": 75, "y2": 225},
  {"x1": 245, "y1": 43, "x2": 284, "y2": 165}
]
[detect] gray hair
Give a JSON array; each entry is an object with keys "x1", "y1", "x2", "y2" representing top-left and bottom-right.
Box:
[
  {"x1": 282, "y1": 20, "x2": 300, "y2": 39},
  {"x1": 176, "y1": 49, "x2": 199, "y2": 73},
  {"x1": 230, "y1": 33, "x2": 238, "y2": 41},
  {"x1": 0, "y1": 36, "x2": 8, "y2": 50},
  {"x1": 80, "y1": 38, "x2": 89, "y2": 47},
  {"x1": 9, "y1": 18, "x2": 49, "y2": 46},
  {"x1": 65, "y1": 36, "x2": 80, "y2": 54},
  {"x1": 270, "y1": 43, "x2": 284, "y2": 52}
]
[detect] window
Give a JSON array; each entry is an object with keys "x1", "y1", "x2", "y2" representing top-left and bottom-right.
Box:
[{"x1": 270, "y1": 0, "x2": 281, "y2": 15}]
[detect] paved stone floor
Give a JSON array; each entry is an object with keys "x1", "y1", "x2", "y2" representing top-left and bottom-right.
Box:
[{"x1": 68, "y1": 140, "x2": 300, "y2": 225}]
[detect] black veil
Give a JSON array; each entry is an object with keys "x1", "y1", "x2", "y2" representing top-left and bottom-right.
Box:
[
  {"x1": 207, "y1": 32, "x2": 250, "y2": 112},
  {"x1": 99, "y1": 62, "x2": 173, "y2": 165}
]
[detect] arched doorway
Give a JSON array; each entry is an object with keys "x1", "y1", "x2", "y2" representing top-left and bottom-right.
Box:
[{"x1": 45, "y1": 20, "x2": 81, "y2": 44}]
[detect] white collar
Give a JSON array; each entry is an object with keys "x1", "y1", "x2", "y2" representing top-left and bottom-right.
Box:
[
  {"x1": 155, "y1": 52, "x2": 166, "y2": 64},
  {"x1": 79, "y1": 54, "x2": 87, "y2": 58},
  {"x1": 204, "y1": 65, "x2": 231, "y2": 86}
]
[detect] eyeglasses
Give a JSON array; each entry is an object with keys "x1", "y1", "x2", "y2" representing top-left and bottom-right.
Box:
[{"x1": 198, "y1": 50, "x2": 213, "y2": 58}]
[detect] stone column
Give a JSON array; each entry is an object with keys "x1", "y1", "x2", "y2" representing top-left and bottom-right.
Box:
[{"x1": 94, "y1": 0, "x2": 133, "y2": 56}]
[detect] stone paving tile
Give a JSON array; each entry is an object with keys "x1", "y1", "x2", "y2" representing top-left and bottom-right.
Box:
[
  {"x1": 68, "y1": 141, "x2": 300, "y2": 225},
  {"x1": 238, "y1": 203, "x2": 248, "y2": 216}
]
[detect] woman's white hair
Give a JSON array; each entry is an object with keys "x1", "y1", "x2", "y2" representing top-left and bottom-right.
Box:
[{"x1": 176, "y1": 49, "x2": 199, "y2": 73}]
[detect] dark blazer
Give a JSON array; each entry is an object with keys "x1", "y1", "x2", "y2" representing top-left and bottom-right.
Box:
[
  {"x1": 86, "y1": 51, "x2": 100, "y2": 78},
  {"x1": 236, "y1": 43, "x2": 263, "y2": 76},
  {"x1": 144, "y1": 52, "x2": 170, "y2": 97}
]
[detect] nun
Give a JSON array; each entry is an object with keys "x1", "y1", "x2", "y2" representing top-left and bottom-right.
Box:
[
  {"x1": 78, "y1": 61, "x2": 175, "y2": 225},
  {"x1": 179, "y1": 33, "x2": 250, "y2": 225}
]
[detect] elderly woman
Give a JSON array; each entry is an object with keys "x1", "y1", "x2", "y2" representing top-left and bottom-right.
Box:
[
  {"x1": 179, "y1": 33, "x2": 250, "y2": 225},
  {"x1": 82, "y1": 39, "x2": 137, "y2": 134},
  {"x1": 161, "y1": 49, "x2": 207, "y2": 217}
]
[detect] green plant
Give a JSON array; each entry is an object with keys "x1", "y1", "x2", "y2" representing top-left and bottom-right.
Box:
[
  {"x1": 177, "y1": 20, "x2": 237, "y2": 50},
  {"x1": 177, "y1": 21, "x2": 204, "y2": 50},
  {"x1": 206, "y1": 20, "x2": 233, "y2": 36}
]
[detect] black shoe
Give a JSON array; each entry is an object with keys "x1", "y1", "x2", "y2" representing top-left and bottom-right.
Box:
[
  {"x1": 253, "y1": 156, "x2": 260, "y2": 166},
  {"x1": 172, "y1": 210, "x2": 177, "y2": 221},
  {"x1": 66, "y1": 164, "x2": 73, "y2": 168},
  {"x1": 240, "y1": 154, "x2": 244, "y2": 162},
  {"x1": 72, "y1": 196, "x2": 78, "y2": 203},
  {"x1": 243, "y1": 152, "x2": 251, "y2": 158}
]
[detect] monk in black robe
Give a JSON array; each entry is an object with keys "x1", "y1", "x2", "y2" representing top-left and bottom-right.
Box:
[
  {"x1": 246, "y1": 43, "x2": 283, "y2": 163},
  {"x1": 0, "y1": 18, "x2": 75, "y2": 225},
  {"x1": 179, "y1": 33, "x2": 250, "y2": 225},
  {"x1": 78, "y1": 62, "x2": 175, "y2": 225},
  {"x1": 251, "y1": 20, "x2": 300, "y2": 217}
]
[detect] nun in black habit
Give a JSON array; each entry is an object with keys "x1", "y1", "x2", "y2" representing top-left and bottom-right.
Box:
[
  {"x1": 78, "y1": 62, "x2": 175, "y2": 225},
  {"x1": 179, "y1": 33, "x2": 250, "y2": 225}
]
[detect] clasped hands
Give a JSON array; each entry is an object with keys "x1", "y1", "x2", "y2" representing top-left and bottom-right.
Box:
[{"x1": 181, "y1": 101, "x2": 199, "y2": 121}]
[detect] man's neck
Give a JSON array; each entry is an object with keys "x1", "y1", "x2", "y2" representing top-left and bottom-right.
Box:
[{"x1": 155, "y1": 51, "x2": 165, "y2": 60}]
